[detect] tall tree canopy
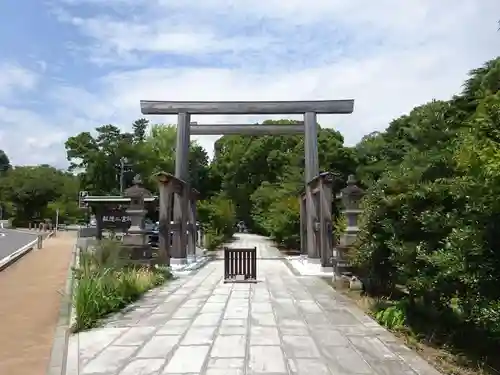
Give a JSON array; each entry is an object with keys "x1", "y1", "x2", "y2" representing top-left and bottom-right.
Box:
[
  {"x1": 208, "y1": 119, "x2": 356, "y2": 248},
  {"x1": 64, "y1": 120, "x2": 210, "y2": 195}
]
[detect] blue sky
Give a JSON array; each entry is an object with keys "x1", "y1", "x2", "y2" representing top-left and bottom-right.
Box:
[{"x1": 0, "y1": 0, "x2": 499, "y2": 167}]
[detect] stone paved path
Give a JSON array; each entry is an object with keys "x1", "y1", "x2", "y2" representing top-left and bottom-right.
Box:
[{"x1": 68, "y1": 234, "x2": 441, "y2": 375}]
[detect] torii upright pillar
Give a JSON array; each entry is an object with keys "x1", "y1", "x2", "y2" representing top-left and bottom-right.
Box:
[
  {"x1": 304, "y1": 111, "x2": 320, "y2": 259},
  {"x1": 172, "y1": 113, "x2": 191, "y2": 264}
]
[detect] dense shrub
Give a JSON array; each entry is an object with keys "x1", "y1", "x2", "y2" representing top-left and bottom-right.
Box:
[
  {"x1": 264, "y1": 196, "x2": 301, "y2": 249},
  {"x1": 197, "y1": 194, "x2": 237, "y2": 250},
  {"x1": 73, "y1": 239, "x2": 171, "y2": 331},
  {"x1": 351, "y1": 58, "x2": 500, "y2": 346}
]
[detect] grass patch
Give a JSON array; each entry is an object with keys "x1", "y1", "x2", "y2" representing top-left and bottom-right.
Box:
[
  {"x1": 72, "y1": 239, "x2": 171, "y2": 332},
  {"x1": 324, "y1": 278, "x2": 500, "y2": 375}
]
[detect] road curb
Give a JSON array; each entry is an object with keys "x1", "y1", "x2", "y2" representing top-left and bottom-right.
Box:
[{"x1": 46, "y1": 242, "x2": 78, "y2": 375}]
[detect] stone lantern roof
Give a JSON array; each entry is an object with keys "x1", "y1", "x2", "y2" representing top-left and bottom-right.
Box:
[
  {"x1": 124, "y1": 175, "x2": 153, "y2": 198},
  {"x1": 341, "y1": 175, "x2": 364, "y2": 197},
  {"x1": 340, "y1": 174, "x2": 364, "y2": 209}
]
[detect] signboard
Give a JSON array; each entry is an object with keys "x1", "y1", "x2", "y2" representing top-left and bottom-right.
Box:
[
  {"x1": 335, "y1": 261, "x2": 350, "y2": 269},
  {"x1": 101, "y1": 209, "x2": 132, "y2": 230},
  {"x1": 79, "y1": 191, "x2": 88, "y2": 208}
]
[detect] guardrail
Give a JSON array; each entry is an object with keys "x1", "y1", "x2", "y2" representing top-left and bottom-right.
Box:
[{"x1": 0, "y1": 236, "x2": 42, "y2": 272}]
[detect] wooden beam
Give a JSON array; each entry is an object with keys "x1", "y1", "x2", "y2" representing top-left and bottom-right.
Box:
[
  {"x1": 190, "y1": 124, "x2": 304, "y2": 135},
  {"x1": 190, "y1": 121, "x2": 304, "y2": 125},
  {"x1": 140, "y1": 100, "x2": 354, "y2": 115},
  {"x1": 83, "y1": 196, "x2": 157, "y2": 203},
  {"x1": 155, "y1": 172, "x2": 185, "y2": 195},
  {"x1": 156, "y1": 171, "x2": 199, "y2": 199}
]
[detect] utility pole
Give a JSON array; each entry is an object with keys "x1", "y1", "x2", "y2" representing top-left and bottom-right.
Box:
[
  {"x1": 55, "y1": 208, "x2": 59, "y2": 235},
  {"x1": 119, "y1": 157, "x2": 128, "y2": 195}
]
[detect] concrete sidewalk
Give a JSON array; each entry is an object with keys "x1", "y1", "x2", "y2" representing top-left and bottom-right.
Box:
[
  {"x1": 0, "y1": 232, "x2": 76, "y2": 375},
  {"x1": 68, "y1": 234, "x2": 441, "y2": 375}
]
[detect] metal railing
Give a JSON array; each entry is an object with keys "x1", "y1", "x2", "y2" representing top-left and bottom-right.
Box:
[
  {"x1": 0, "y1": 236, "x2": 41, "y2": 272},
  {"x1": 223, "y1": 247, "x2": 257, "y2": 282}
]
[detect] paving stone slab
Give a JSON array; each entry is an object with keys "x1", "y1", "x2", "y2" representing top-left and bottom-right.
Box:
[
  {"x1": 211, "y1": 335, "x2": 247, "y2": 358},
  {"x1": 113, "y1": 326, "x2": 157, "y2": 346},
  {"x1": 181, "y1": 326, "x2": 217, "y2": 345},
  {"x1": 163, "y1": 345, "x2": 210, "y2": 373},
  {"x1": 288, "y1": 358, "x2": 330, "y2": 375},
  {"x1": 136, "y1": 335, "x2": 181, "y2": 358},
  {"x1": 312, "y1": 328, "x2": 352, "y2": 346},
  {"x1": 348, "y1": 336, "x2": 398, "y2": 362},
  {"x1": 252, "y1": 302, "x2": 274, "y2": 313},
  {"x1": 201, "y1": 303, "x2": 227, "y2": 313},
  {"x1": 118, "y1": 358, "x2": 165, "y2": 375},
  {"x1": 157, "y1": 319, "x2": 192, "y2": 335},
  {"x1": 78, "y1": 328, "x2": 129, "y2": 365},
  {"x1": 251, "y1": 312, "x2": 277, "y2": 326},
  {"x1": 82, "y1": 346, "x2": 137, "y2": 374},
  {"x1": 171, "y1": 307, "x2": 201, "y2": 319},
  {"x1": 206, "y1": 358, "x2": 245, "y2": 375},
  {"x1": 219, "y1": 319, "x2": 248, "y2": 335},
  {"x1": 320, "y1": 345, "x2": 374, "y2": 374},
  {"x1": 136, "y1": 313, "x2": 172, "y2": 326},
  {"x1": 193, "y1": 312, "x2": 223, "y2": 326},
  {"x1": 369, "y1": 360, "x2": 418, "y2": 375},
  {"x1": 250, "y1": 326, "x2": 281, "y2": 345},
  {"x1": 248, "y1": 346, "x2": 287, "y2": 374},
  {"x1": 282, "y1": 335, "x2": 321, "y2": 358}
]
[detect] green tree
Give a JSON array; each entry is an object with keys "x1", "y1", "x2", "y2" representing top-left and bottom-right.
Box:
[
  {"x1": 65, "y1": 124, "x2": 137, "y2": 195},
  {"x1": 351, "y1": 57, "x2": 500, "y2": 346},
  {"x1": 141, "y1": 124, "x2": 211, "y2": 195},
  {"x1": 197, "y1": 193, "x2": 237, "y2": 250},
  {"x1": 66, "y1": 121, "x2": 212, "y2": 196},
  {"x1": 0, "y1": 149, "x2": 11, "y2": 174},
  {"x1": 209, "y1": 119, "x2": 356, "y2": 246},
  {"x1": 0, "y1": 165, "x2": 81, "y2": 225}
]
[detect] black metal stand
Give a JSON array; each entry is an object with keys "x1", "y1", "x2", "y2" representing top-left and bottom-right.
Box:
[{"x1": 223, "y1": 247, "x2": 258, "y2": 283}]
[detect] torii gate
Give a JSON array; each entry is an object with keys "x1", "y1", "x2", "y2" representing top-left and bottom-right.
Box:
[{"x1": 140, "y1": 100, "x2": 354, "y2": 265}]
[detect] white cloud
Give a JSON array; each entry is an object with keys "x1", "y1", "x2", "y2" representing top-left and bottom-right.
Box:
[
  {"x1": 0, "y1": 106, "x2": 71, "y2": 166},
  {"x1": 84, "y1": 45, "x2": 476, "y2": 157},
  {"x1": 0, "y1": 63, "x2": 39, "y2": 100},
  {"x1": 68, "y1": 16, "x2": 274, "y2": 55},
  {"x1": 2, "y1": 0, "x2": 500, "y2": 166}
]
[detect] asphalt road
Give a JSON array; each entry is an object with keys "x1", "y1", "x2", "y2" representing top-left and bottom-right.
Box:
[{"x1": 0, "y1": 229, "x2": 39, "y2": 260}]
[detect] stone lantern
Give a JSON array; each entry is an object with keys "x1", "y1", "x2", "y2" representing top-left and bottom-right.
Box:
[
  {"x1": 332, "y1": 174, "x2": 365, "y2": 278},
  {"x1": 340, "y1": 174, "x2": 364, "y2": 247},
  {"x1": 123, "y1": 175, "x2": 153, "y2": 260}
]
